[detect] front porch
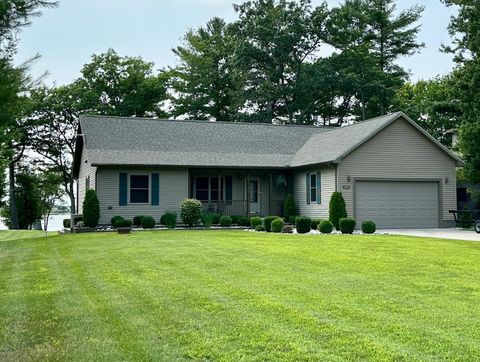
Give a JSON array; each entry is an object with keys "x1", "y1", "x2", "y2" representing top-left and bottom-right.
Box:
[{"x1": 188, "y1": 169, "x2": 292, "y2": 217}]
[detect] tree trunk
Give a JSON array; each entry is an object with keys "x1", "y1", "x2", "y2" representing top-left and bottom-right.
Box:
[{"x1": 8, "y1": 161, "x2": 18, "y2": 230}]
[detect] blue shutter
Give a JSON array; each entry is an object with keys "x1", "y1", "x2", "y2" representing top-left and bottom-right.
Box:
[
  {"x1": 119, "y1": 173, "x2": 127, "y2": 206},
  {"x1": 151, "y1": 173, "x2": 159, "y2": 206},
  {"x1": 306, "y1": 173, "x2": 310, "y2": 205},
  {"x1": 316, "y1": 171, "x2": 321, "y2": 204},
  {"x1": 225, "y1": 176, "x2": 232, "y2": 201}
]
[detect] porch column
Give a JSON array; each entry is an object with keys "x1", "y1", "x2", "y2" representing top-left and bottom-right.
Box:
[
  {"x1": 269, "y1": 173, "x2": 273, "y2": 216},
  {"x1": 217, "y1": 172, "x2": 221, "y2": 213},
  {"x1": 246, "y1": 171, "x2": 250, "y2": 216}
]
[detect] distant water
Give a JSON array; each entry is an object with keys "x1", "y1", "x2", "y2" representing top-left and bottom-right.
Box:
[{"x1": 0, "y1": 214, "x2": 69, "y2": 231}]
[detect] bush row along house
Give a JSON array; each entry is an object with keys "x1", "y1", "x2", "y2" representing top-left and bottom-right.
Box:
[{"x1": 73, "y1": 112, "x2": 463, "y2": 229}]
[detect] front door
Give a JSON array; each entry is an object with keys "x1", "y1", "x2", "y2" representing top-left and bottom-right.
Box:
[{"x1": 249, "y1": 177, "x2": 261, "y2": 214}]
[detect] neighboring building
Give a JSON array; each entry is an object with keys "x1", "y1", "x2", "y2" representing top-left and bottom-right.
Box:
[{"x1": 73, "y1": 112, "x2": 463, "y2": 229}]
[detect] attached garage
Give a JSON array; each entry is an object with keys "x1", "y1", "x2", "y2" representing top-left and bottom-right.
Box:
[{"x1": 355, "y1": 181, "x2": 440, "y2": 229}]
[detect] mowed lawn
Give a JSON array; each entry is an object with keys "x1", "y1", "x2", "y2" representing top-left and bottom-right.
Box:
[{"x1": 1, "y1": 231, "x2": 479, "y2": 361}]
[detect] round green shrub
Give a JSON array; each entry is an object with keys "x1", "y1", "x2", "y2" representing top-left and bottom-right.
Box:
[
  {"x1": 238, "y1": 216, "x2": 251, "y2": 226},
  {"x1": 111, "y1": 215, "x2": 124, "y2": 226},
  {"x1": 255, "y1": 224, "x2": 266, "y2": 232},
  {"x1": 339, "y1": 217, "x2": 356, "y2": 234},
  {"x1": 141, "y1": 216, "x2": 156, "y2": 229},
  {"x1": 282, "y1": 225, "x2": 294, "y2": 233},
  {"x1": 210, "y1": 213, "x2": 221, "y2": 225},
  {"x1": 133, "y1": 215, "x2": 145, "y2": 227},
  {"x1": 283, "y1": 194, "x2": 297, "y2": 223},
  {"x1": 113, "y1": 218, "x2": 124, "y2": 228},
  {"x1": 201, "y1": 212, "x2": 214, "y2": 228},
  {"x1": 219, "y1": 215, "x2": 232, "y2": 227},
  {"x1": 83, "y1": 189, "x2": 100, "y2": 227},
  {"x1": 264, "y1": 216, "x2": 279, "y2": 232},
  {"x1": 160, "y1": 212, "x2": 177, "y2": 229},
  {"x1": 230, "y1": 215, "x2": 241, "y2": 224},
  {"x1": 361, "y1": 220, "x2": 376, "y2": 234},
  {"x1": 271, "y1": 218, "x2": 284, "y2": 233},
  {"x1": 250, "y1": 216, "x2": 263, "y2": 229},
  {"x1": 115, "y1": 219, "x2": 132, "y2": 228},
  {"x1": 295, "y1": 216, "x2": 312, "y2": 234},
  {"x1": 329, "y1": 192, "x2": 347, "y2": 230},
  {"x1": 319, "y1": 220, "x2": 333, "y2": 234},
  {"x1": 310, "y1": 219, "x2": 321, "y2": 230},
  {"x1": 180, "y1": 198, "x2": 202, "y2": 227}
]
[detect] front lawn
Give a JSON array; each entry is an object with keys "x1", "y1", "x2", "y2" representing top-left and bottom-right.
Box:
[{"x1": 1, "y1": 231, "x2": 479, "y2": 360}]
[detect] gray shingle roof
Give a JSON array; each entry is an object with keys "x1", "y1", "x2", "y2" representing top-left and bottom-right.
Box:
[
  {"x1": 79, "y1": 116, "x2": 330, "y2": 168},
  {"x1": 76, "y1": 112, "x2": 463, "y2": 171}
]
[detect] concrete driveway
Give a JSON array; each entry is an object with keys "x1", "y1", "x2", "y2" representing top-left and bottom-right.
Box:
[{"x1": 378, "y1": 228, "x2": 480, "y2": 242}]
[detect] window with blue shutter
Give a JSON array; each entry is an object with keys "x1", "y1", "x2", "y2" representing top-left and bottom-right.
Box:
[
  {"x1": 151, "y1": 173, "x2": 159, "y2": 205},
  {"x1": 130, "y1": 175, "x2": 149, "y2": 203},
  {"x1": 316, "y1": 171, "x2": 321, "y2": 204},
  {"x1": 119, "y1": 173, "x2": 128, "y2": 206},
  {"x1": 306, "y1": 173, "x2": 311, "y2": 205},
  {"x1": 310, "y1": 173, "x2": 317, "y2": 203}
]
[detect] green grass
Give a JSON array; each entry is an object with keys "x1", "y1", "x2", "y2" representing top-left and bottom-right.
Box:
[
  {"x1": 1, "y1": 230, "x2": 479, "y2": 361},
  {"x1": 0, "y1": 230, "x2": 49, "y2": 242}
]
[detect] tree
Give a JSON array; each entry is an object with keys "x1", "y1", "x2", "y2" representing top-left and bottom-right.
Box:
[
  {"x1": 1, "y1": 170, "x2": 42, "y2": 229},
  {"x1": 0, "y1": 1, "x2": 57, "y2": 54},
  {"x1": 442, "y1": 0, "x2": 480, "y2": 184},
  {"x1": 231, "y1": 0, "x2": 329, "y2": 123},
  {"x1": 76, "y1": 49, "x2": 168, "y2": 117},
  {"x1": 0, "y1": 0, "x2": 57, "y2": 229},
  {"x1": 393, "y1": 76, "x2": 462, "y2": 146},
  {"x1": 171, "y1": 17, "x2": 239, "y2": 122},
  {"x1": 325, "y1": 0, "x2": 424, "y2": 118},
  {"x1": 27, "y1": 84, "x2": 82, "y2": 218},
  {"x1": 38, "y1": 170, "x2": 64, "y2": 231}
]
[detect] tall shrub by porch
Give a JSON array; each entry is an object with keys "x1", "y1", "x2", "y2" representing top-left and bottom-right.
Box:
[
  {"x1": 329, "y1": 192, "x2": 347, "y2": 230},
  {"x1": 283, "y1": 194, "x2": 296, "y2": 223}
]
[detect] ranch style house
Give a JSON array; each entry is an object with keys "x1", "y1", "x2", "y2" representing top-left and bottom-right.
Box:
[{"x1": 72, "y1": 112, "x2": 463, "y2": 229}]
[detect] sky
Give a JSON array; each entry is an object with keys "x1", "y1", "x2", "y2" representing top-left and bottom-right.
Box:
[{"x1": 14, "y1": 0, "x2": 458, "y2": 86}]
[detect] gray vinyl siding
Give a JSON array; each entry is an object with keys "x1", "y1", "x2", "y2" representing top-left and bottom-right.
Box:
[
  {"x1": 77, "y1": 148, "x2": 97, "y2": 214},
  {"x1": 96, "y1": 168, "x2": 188, "y2": 225},
  {"x1": 294, "y1": 166, "x2": 336, "y2": 219},
  {"x1": 337, "y1": 117, "x2": 456, "y2": 225}
]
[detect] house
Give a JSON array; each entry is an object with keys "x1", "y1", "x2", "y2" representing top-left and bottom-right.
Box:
[{"x1": 72, "y1": 112, "x2": 463, "y2": 229}]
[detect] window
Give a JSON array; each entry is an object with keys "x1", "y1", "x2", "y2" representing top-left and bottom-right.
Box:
[
  {"x1": 195, "y1": 176, "x2": 226, "y2": 202},
  {"x1": 130, "y1": 175, "x2": 149, "y2": 203},
  {"x1": 195, "y1": 177, "x2": 210, "y2": 201},
  {"x1": 310, "y1": 173, "x2": 317, "y2": 203},
  {"x1": 306, "y1": 171, "x2": 321, "y2": 204},
  {"x1": 85, "y1": 176, "x2": 90, "y2": 190}
]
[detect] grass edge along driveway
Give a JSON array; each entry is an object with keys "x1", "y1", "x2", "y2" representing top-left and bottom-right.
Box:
[{"x1": 1, "y1": 230, "x2": 479, "y2": 361}]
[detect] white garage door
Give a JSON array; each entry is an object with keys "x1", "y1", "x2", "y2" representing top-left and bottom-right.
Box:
[{"x1": 355, "y1": 181, "x2": 439, "y2": 229}]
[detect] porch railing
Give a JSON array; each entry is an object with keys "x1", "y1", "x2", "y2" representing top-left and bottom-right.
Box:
[
  {"x1": 201, "y1": 200, "x2": 247, "y2": 216},
  {"x1": 201, "y1": 199, "x2": 284, "y2": 217}
]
